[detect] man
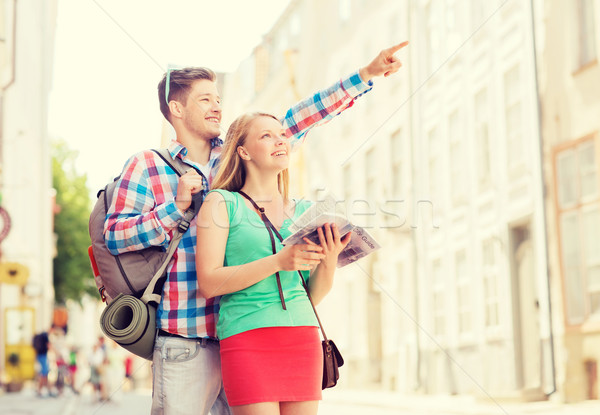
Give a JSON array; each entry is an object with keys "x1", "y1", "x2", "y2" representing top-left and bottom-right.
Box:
[{"x1": 105, "y1": 42, "x2": 407, "y2": 415}]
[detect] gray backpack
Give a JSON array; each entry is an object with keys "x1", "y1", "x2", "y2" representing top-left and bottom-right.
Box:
[{"x1": 88, "y1": 149, "x2": 201, "y2": 305}]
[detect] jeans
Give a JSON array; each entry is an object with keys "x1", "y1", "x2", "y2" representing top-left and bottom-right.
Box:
[
  {"x1": 151, "y1": 334, "x2": 231, "y2": 415},
  {"x1": 36, "y1": 354, "x2": 50, "y2": 376}
]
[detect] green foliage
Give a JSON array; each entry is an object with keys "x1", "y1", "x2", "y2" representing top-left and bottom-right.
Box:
[{"x1": 52, "y1": 140, "x2": 97, "y2": 304}]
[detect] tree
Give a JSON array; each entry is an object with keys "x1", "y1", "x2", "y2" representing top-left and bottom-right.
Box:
[{"x1": 52, "y1": 140, "x2": 96, "y2": 304}]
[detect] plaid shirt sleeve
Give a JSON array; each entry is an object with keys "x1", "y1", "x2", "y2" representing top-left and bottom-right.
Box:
[
  {"x1": 103, "y1": 151, "x2": 184, "y2": 255},
  {"x1": 281, "y1": 70, "x2": 373, "y2": 148}
]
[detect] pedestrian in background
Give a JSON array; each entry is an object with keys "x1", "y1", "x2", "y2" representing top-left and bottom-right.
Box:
[
  {"x1": 32, "y1": 330, "x2": 52, "y2": 398},
  {"x1": 124, "y1": 354, "x2": 134, "y2": 391},
  {"x1": 88, "y1": 336, "x2": 107, "y2": 402},
  {"x1": 49, "y1": 326, "x2": 69, "y2": 396},
  {"x1": 68, "y1": 346, "x2": 79, "y2": 393},
  {"x1": 104, "y1": 340, "x2": 127, "y2": 402}
]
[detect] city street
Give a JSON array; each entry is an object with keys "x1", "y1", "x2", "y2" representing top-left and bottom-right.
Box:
[
  {"x1": 2, "y1": 0, "x2": 600, "y2": 410},
  {"x1": 2, "y1": 386, "x2": 600, "y2": 415}
]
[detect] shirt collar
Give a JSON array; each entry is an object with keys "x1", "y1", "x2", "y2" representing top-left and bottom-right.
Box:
[{"x1": 168, "y1": 138, "x2": 223, "y2": 163}]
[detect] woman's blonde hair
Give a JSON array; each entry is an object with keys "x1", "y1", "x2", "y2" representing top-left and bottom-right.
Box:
[{"x1": 211, "y1": 112, "x2": 289, "y2": 200}]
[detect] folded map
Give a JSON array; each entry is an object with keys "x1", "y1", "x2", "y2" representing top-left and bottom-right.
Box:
[{"x1": 283, "y1": 195, "x2": 381, "y2": 267}]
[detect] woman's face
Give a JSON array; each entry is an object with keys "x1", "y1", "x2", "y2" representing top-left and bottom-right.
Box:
[{"x1": 239, "y1": 116, "x2": 290, "y2": 172}]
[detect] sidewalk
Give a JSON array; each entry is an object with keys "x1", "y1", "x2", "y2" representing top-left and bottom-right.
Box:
[
  {"x1": 323, "y1": 388, "x2": 600, "y2": 414},
  {"x1": 0, "y1": 386, "x2": 151, "y2": 415},
  {"x1": 0, "y1": 387, "x2": 73, "y2": 415},
  {"x1": 2, "y1": 384, "x2": 599, "y2": 414}
]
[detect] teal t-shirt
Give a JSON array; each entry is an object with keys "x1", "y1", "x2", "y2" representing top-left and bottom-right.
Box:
[{"x1": 209, "y1": 189, "x2": 318, "y2": 339}]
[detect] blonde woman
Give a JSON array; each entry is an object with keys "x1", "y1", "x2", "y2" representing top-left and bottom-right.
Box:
[{"x1": 196, "y1": 112, "x2": 350, "y2": 415}]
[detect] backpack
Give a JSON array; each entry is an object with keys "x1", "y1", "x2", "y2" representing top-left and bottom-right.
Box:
[
  {"x1": 32, "y1": 332, "x2": 49, "y2": 355},
  {"x1": 88, "y1": 149, "x2": 202, "y2": 305}
]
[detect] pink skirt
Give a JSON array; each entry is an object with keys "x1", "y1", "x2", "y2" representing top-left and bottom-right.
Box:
[{"x1": 220, "y1": 326, "x2": 322, "y2": 406}]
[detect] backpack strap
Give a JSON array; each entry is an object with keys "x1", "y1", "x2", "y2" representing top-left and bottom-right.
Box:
[
  {"x1": 138, "y1": 149, "x2": 203, "y2": 305},
  {"x1": 152, "y1": 148, "x2": 204, "y2": 220},
  {"x1": 152, "y1": 148, "x2": 189, "y2": 177}
]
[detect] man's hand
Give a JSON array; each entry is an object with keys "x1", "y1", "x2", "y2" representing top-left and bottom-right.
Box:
[
  {"x1": 359, "y1": 41, "x2": 409, "y2": 82},
  {"x1": 175, "y1": 170, "x2": 204, "y2": 211}
]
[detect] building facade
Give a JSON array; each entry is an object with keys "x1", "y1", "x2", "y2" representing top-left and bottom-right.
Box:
[
  {"x1": 406, "y1": 0, "x2": 552, "y2": 399},
  {"x1": 222, "y1": 0, "x2": 560, "y2": 401},
  {"x1": 537, "y1": 0, "x2": 600, "y2": 402},
  {"x1": 0, "y1": 0, "x2": 58, "y2": 385}
]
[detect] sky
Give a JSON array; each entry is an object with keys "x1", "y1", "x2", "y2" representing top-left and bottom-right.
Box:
[{"x1": 48, "y1": 0, "x2": 291, "y2": 195}]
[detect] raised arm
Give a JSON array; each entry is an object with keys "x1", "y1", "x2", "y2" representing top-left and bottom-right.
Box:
[
  {"x1": 282, "y1": 41, "x2": 409, "y2": 147},
  {"x1": 196, "y1": 192, "x2": 325, "y2": 299}
]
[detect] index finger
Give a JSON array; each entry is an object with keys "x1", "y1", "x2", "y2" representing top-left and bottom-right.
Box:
[{"x1": 386, "y1": 41, "x2": 409, "y2": 55}]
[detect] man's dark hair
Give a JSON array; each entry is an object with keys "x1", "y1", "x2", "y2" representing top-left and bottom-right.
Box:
[{"x1": 158, "y1": 67, "x2": 216, "y2": 122}]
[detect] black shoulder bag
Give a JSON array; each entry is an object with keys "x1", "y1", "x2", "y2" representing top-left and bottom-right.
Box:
[{"x1": 238, "y1": 190, "x2": 344, "y2": 389}]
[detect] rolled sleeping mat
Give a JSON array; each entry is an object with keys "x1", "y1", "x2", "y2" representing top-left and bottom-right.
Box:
[{"x1": 100, "y1": 293, "x2": 156, "y2": 360}]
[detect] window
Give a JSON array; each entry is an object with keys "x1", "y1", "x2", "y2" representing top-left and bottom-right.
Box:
[
  {"x1": 580, "y1": 140, "x2": 598, "y2": 200},
  {"x1": 432, "y1": 259, "x2": 445, "y2": 336},
  {"x1": 366, "y1": 148, "x2": 377, "y2": 228},
  {"x1": 449, "y1": 110, "x2": 466, "y2": 203},
  {"x1": 343, "y1": 163, "x2": 352, "y2": 203},
  {"x1": 556, "y1": 138, "x2": 600, "y2": 324},
  {"x1": 342, "y1": 163, "x2": 353, "y2": 225},
  {"x1": 561, "y1": 211, "x2": 585, "y2": 323},
  {"x1": 456, "y1": 250, "x2": 472, "y2": 334},
  {"x1": 482, "y1": 239, "x2": 500, "y2": 328},
  {"x1": 474, "y1": 88, "x2": 491, "y2": 187},
  {"x1": 575, "y1": 0, "x2": 598, "y2": 69},
  {"x1": 390, "y1": 11, "x2": 406, "y2": 95},
  {"x1": 446, "y1": 0, "x2": 461, "y2": 52},
  {"x1": 389, "y1": 12, "x2": 402, "y2": 44},
  {"x1": 425, "y1": 4, "x2": 441, "y2": 73},
  {"x1": 363, "y1": 40, "x2": 374, "y2": 113},
  {"x1": 428, "y1": 126, "x2": 442, "y2": 206},
  {"x1": 557, "y1": 149, "x2": 579, "y2": 208},
  {"x1": 268, "y1": 32, "x2": 287, "y2": 75},
  {"x1": 471, "y1": 0, "x2": 485, "y2": 25},
  {"x1": 390, "y1": 129, "x2": 403, "y2": 198},
  {"x1": 504, "y1": 65, "x2": 523, "y2": 171},
  {"x1": 557, "y1": 140, "x2": 598, "y2": 208},
  {"x1": 290, "y1": 13, "x2": 301, "y2": 37},
  {"x1": 339, "y1": 0, "x2": 351, "y2": 23},
  {"x1": 583, "y1": 208, "x2": 600, "y2": 314}
]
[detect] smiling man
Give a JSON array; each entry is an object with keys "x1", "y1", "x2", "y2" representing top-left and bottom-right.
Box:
[{"x1": 104, "y1": 41, "x2": 407, "y2": 415}]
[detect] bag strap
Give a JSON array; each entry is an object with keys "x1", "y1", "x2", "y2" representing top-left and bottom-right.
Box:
[
  {"x1": 237, "y1": 190, "x2": 329, "y2": 342},
  {"x1": 139, "y1": 149, "x2": 200, "y2": 305},
  {"x1": 237, "y1": 190, "x2": 286, "y2": 310},
  {"x1": 152, "y1": 148, "x2": 189, "y2": 176},
  {"x1": 152, "y1": 149, "x2": 205, "y2": 219}
]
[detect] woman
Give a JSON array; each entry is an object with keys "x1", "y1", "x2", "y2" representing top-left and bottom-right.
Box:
[{"x1": 196, "y1": 112, "x2": 350, "y2": 415}]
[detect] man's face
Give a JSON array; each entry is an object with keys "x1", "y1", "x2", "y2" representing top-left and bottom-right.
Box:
[{"x1": 180, "y1": 79, "x2": 222, "y2": 141}]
